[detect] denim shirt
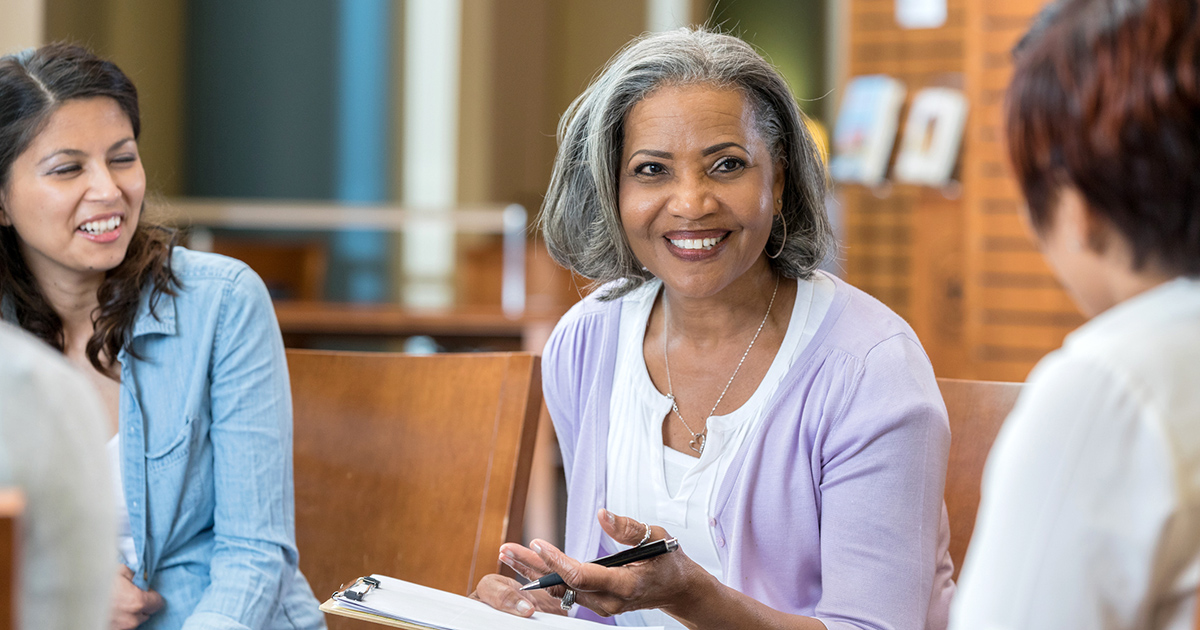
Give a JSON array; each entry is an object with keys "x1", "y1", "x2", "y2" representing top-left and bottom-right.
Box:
[{"x1": 114, "y1": 248, "x2": 324, "y2": 630}]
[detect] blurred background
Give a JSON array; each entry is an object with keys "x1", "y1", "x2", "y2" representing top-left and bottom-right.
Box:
[{"x1": 0, "y1": 0, "x2": 1066, "y2": 541}]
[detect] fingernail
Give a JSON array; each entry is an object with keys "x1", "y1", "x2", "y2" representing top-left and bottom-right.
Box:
[
  {"x1": 515, "y1": 600, "x2": 533, "y2": 614},
  {"x1": 605, "y1": 509, "x2": 616, "y2": 525},
  {"x1": 530, "y1": 541, "x2": 542, "y2": 553},
  {"x1": 502, "y1": 549, "x2": 515, "y2": 559}
]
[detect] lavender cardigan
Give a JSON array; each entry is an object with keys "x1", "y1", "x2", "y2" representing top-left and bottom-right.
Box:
[{"x1": 542, "y1": 275, "x2": 955, "y2": 630}]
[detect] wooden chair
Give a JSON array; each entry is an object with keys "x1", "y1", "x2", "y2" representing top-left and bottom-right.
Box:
[
  {"x1": 287, "y1": 350, "x2": 541, "y2": 619},
  {"x1": 938, "y1": 377, "x2": 1023, "y2": 581},
  {"x1": 0, "y1": 489, "x2": 24, "y2": 630}
]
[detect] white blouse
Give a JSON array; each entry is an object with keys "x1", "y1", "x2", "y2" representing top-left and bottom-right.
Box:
[
  {"x1": 605, "y1": 273, "x2": 834, "y2": 628},
  {"x1": 951, "y1": 277, "x2": 1200, "y2": 630},
  {"x1": 106, "y1": 435, "x2": 138, "y2": 569}
]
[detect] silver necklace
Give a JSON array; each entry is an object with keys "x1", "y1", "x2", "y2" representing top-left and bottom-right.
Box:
[{"x1": 663, "y1": 275, "x2": 780, "y2": 455}]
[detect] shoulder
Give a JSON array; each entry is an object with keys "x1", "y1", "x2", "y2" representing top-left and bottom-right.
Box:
[
  {"x1": 816, "y1": 273, "x2": 930, "y2": 366},
  {"x1": 169, "y1": 246, "x2": 259, "y2": 288},
  {"x1": 795, "y1": 275, "x2": 945, "y2": 435},
  {"x1": 543, "y1": 280, "x2": 627, "y2": 358},
  {"x1": 0, "y1": 322, "x2": 108, "y2": 469},
  {"x1": 166, "y1": 247, "x2": 272, "y2": 308},
  {"x1": 540, "y1": 280, "x2": 634, "y2": 412},
  {"x1": 1055, "y1": 281, "x2": 1200, "y2": 442},
  {"x1": 0, "y1": 323, "x2": 87, "y2": 393}
]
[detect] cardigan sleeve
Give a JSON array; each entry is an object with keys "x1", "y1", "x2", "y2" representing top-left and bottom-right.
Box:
[
  {"x1": 542, "y1": 308, "x2": 587, "y2": 478},
  {"x1": 812, "y1": 333, "x2": 951, "y2": 630},
  {"x1": 541, "y1": 294, "x2": 621, "y2": 483}
]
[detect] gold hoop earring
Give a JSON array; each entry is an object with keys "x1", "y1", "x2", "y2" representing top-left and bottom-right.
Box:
[{"x1": 767, "y1": 211, "x2": 787, "y2": 259}]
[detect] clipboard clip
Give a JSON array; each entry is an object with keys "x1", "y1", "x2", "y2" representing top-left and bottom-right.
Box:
[{"x1": 335, "y1": 576, "x2": 380, "y2": 602}]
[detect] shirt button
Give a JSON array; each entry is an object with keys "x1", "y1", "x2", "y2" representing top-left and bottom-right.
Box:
[
  {"x1": 708, "y1": 517, "x2": 717, "y2": 527},
  {"x1": 716, "y1": 536, "x2": 725, "y2": 548}
]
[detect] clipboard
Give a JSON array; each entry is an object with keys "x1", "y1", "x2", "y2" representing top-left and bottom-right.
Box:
[
  {"x1": 320, "y1": 599, "x2": 429, "y2": 630},
  {"x1": 321, "y1": 574, "x2": 664, "y2": 630}
]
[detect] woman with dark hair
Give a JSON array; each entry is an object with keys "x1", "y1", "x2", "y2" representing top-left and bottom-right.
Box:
[
  {"x1": 0, "y1": 43, "x2": 325, "y2": 629},
  {"x1": 950, "y1": 1, "x2": 1200, "y2": 629},
  {"x1": 473, "y1": 28, "x2": 955, "y2": 630}
]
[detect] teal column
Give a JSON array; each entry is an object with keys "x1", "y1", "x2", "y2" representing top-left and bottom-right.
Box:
[{"x1": 330, "y1": 0, "x2": 392, "y2": 302}]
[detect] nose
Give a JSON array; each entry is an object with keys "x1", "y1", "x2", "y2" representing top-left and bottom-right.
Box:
[
  {"x1": 668, "y1": 172, "x2": 717, "y2": 220},
  {"x1": 84, "y1": 165, "x2": 122, "y2": 204}
]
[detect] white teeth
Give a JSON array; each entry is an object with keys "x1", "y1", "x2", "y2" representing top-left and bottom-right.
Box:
[
  {"x1": 80, "y1": 216, "x2": 122, "y2": 235},
  {"x1": 669, "y1": 234, "x2": 726, "y2": 250}
]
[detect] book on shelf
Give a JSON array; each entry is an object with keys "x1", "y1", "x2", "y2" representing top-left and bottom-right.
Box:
[
  {"x1": 829, "y1": 75, "x2": 907, "y2": 186},
  {"x1": 893, "y1": 87, "x2": 969, "y2": 187}
]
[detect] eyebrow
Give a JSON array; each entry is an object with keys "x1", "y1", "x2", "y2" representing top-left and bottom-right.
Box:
[
  {"x1": 628, "y1": 149, "x2": 672, "y2": 165},
  {"x1": 701, "y1": 142, "x2": 747, "y2": 156},
  {"x1": 627, "y1": 142, "x2": 749, "y2": 166},
  {"x1": 37, "y1": 137, "x2": 137, "y2": 166}
]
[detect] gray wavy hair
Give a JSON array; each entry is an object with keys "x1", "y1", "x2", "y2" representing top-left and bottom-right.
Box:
[{"x1": 540, "y1": 27, "x2": 835, "y2": 300}]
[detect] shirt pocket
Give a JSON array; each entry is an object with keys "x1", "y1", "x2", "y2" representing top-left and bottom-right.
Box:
[{"x1": 146, "y1": 414, "x2": 197, "y2": 472}]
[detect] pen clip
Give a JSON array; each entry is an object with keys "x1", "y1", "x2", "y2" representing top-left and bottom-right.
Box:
[{"x1": 336, "y1": 575, "x2": 381, "y2": 602}]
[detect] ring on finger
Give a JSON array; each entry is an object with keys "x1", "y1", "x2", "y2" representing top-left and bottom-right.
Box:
[
  {"x1": 560, "y1": 589, "x2": 576, "y2": 612},
  {"x1": 637, "y1": 521, "x2": 652, "y2": 546}
]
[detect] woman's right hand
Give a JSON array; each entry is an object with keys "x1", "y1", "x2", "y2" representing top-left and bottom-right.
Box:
[
  {"x1": 111, "y1": 565, "x2": 164, "y2": 629},
  {"x1": 469, "y1": 545, "x2": 569, "y2": 618}
]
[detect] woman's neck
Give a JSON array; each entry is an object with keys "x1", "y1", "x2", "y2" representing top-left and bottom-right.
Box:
[
  {"x1": 659, "y1": 261, "x2": 789, "y2": 349},
  {"x1": 33, "y1": 268, "x2": 104, "y2": 354}
]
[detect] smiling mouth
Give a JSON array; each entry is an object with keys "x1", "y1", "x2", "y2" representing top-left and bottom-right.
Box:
[
  {"x1": 667, "y1": 233, "x2": 728, "y2": 250},
  {"x1": 79, "y1": 216, "x2": 122, "y2": 236}
]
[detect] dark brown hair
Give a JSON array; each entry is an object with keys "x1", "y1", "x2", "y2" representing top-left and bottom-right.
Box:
[
  {"x1": 1006, "y1": 0, "x2": 1200, "y2": 275},
  {"x1": 0, "y1": 42, "x2": 179, "y2": 375}
]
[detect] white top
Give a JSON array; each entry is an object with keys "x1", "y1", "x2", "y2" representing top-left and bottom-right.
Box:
[
  {"x1": 0, "y1": 323, "x2": 114, "y2": 630},
  {"x1": 606, "y1": 273, "x2": 835, "y2": 628},
  {"x1": 106, "y1": 435, "x2": 138, "y2": 568},
  {"x1": 950, "y1": 277, "x2": 1200, "y2": 630}
]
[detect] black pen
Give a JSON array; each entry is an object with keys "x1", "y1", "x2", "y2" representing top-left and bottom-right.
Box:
[{"x1": 519, "y1": 537, "x2": 679, "y2": 591}]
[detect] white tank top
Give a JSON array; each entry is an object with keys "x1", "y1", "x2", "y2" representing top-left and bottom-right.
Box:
[{"x1": 106, "y1": 434, "x2": 138, "y2": 569}]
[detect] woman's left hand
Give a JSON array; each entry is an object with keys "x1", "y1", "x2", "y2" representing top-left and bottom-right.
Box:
[{"x1": 503, "y1": 509, "x2": 712, "y2": 619}]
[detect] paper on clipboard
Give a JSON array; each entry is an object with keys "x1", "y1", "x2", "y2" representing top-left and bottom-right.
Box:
[{"x1": 322, "y1": 574, "x2": 664, "y2": 630}]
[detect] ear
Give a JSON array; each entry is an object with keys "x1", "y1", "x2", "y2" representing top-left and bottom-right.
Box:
[
  {"x1": 1057, "y1": 187, "x2": 1110, "y2": 254},
  {"x1": 771, "y1": 157, "x2": 786, "y2": 212},
  {"x1": 1055, "y1": 187, "x2": 1089, "y2": 249}
]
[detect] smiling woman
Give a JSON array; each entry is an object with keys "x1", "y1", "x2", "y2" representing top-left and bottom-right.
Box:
[
  {"x1": 471, "y1": 28, "x2": 955, "y2": 630},
  {"x1": 4, "y1": 98, "x2": 143, "y2": 280},
  {"x1": 0, "y1": 43, "x2": 325, "y2": 630}
]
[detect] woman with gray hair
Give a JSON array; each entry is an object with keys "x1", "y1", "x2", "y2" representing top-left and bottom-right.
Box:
[{"x1": 473, "y1": 28, "x2": 954, "y2": 629}]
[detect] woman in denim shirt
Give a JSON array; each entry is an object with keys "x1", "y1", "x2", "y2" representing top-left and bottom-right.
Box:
[{"x1": 0, "y1": 44, "x2": 325, "y2": 630}]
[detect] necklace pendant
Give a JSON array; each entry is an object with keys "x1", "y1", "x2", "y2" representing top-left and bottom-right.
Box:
[{"x1": 689, "y1": 433, "x2": 706, "y2": 455}]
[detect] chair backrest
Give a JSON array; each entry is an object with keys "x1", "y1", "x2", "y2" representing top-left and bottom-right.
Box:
[
  {"x1": 938, "y1": 377, "x2": 1023, "y2": 581},
  {"x1": 0, "y1": 489, "x2": 24, "y2": 630},
  {"x1": 288, "y1": 350, "x2": 542, "y2": 607},
  {"x1": 209, "y1": 237, "x2": 328, "y2": 301}
]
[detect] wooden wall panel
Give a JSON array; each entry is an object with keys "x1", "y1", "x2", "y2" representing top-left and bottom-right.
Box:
[
  {"x1": 840, "y1": 0, "x2": 967, "y2": 375},
  {"x1": 841, "y1": 0, "x2": 1078, "y2": 381},
  {"x1": 962, "y1": 0, "x2": 1081, "y2": 382}
]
